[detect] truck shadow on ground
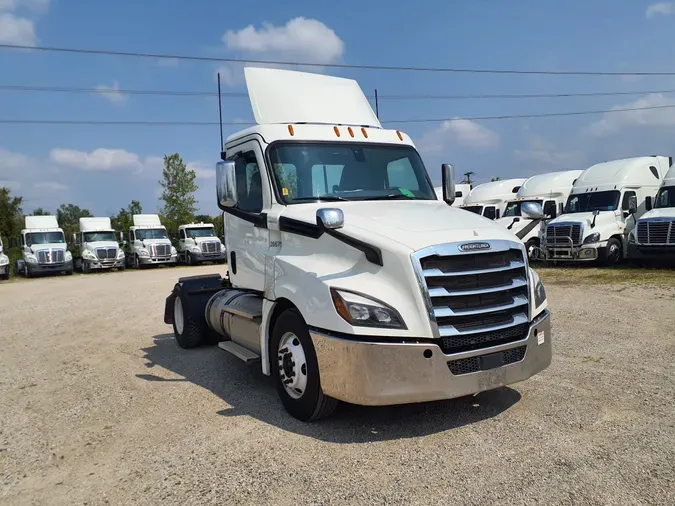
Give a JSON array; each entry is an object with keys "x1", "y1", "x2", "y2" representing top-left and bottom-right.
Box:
[{"x1": 137, "y1": 334, "x2": 521, "y2": 443}]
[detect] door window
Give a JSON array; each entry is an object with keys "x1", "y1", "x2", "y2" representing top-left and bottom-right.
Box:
[
  {"x1": 483, "y1": 206, "x2": 497, "y2": 220},
  {"x1": 233, "y1": 151, "x2": 263, "y2": 213}
]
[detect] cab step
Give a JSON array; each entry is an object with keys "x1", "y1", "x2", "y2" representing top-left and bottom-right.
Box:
[{"x1": 218, "y1": 341, "x2": 260, "y2": 363}]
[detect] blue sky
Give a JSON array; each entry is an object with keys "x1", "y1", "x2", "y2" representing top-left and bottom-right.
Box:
[{"x1": 1, "y1": 0, "x2": 675, "y2": 216}]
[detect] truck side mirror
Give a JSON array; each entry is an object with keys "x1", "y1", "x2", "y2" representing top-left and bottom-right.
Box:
[
  {"x1": 72, "y1": 233, "x2": 79, "y2": 245},
  {"x1": 216, "y1": 160, "x2": 238, "y2": 208},
  {"x1": 118, "y1": 231, "x2": 125, "y2": 243},
  {"x1": 521, "y1": 201, "x2": 545, "y2": 220},
  {"x1": 645, "y1": 196, "x2": 653, "y2": 211},
  {"x1": 316, "y1": 208, "x2": 344, "y2": 230},
  {"x1": 627, "y1": 195, "x2": 638, "y2": 214},
  {"x1": 441, "y1": 163, "x2": 455, "y2": 205}
]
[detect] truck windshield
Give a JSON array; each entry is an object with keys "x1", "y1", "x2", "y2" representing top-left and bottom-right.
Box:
[
  {"x1": 565, "y1": 191, "x2": 620, "y2": 213},
  {"x1": 462, "y1": 205, "x2": 483, "y2": 214},
  {"x1": 186, "y1": 227, "x2": 215, "y2": 238},
  {"x1": 654, "y1": 186, "x2": 675, "y2": 208},
  {"x1": 26, "y1": 232, "x2": 65, "y2": 246},
  {"x1": 503, "y1": 200, "x2": 542, "y2": 217},
  {"x1": 268, "y1": 142, "x2": 436, "y2": 203},
  {"x1": 83, "y1": 231, "x2": 117, "y2": 242},
  {"x1": 136, "y1": 229, "x2": 168, "y2": 240}
]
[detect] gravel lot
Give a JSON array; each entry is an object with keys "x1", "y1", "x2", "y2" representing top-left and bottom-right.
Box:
[{"x1": 1, "y1": 265, "x2": 674, "y2": 505}]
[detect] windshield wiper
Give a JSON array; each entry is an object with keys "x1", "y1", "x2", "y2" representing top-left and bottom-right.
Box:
[
  {"x1": 292, "y1": 196, "x2": 349, "y2": 202},
  {"x1": 367, "y1": 193, "x2": 417, "y2": 201}
]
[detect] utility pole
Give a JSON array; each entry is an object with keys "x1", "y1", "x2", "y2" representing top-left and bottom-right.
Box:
[
  {"x1": 462, "y1": 171, "x2": 475, "y2": 185},
  {"x1": 374, "y1": 89, "x2": 379, "y2": 119}
]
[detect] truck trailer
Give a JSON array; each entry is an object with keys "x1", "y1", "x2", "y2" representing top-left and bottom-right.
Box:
[
  {"x1": 74, "y1": 217, "x2": 126, "y2": 273},
  {"x1": 15, "y1": 215, "x2": 73, "y2": 277},
  {"x1": 124, "y1": 214, "x2": 177, "y2": 269},
  {"x1": 163, "y1": 67, "x2": 552, "y2": 422},
  {"x1": 177, "y1": 222, "x2": 227, "y2": 265},
  {"x1": 459, "y1": 179, "x2": 527, "y2": 220}
]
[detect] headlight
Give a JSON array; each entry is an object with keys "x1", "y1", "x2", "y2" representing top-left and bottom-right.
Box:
[
  {"x1": 191, "y1": 246, "x2": 202, "y2": 253},
  {"x1": 117, "y1": 250, "x2": 125, "y2": 259},
  {"x1": 65, "y1": 251, "x2": 73, "y2": 261},
  {"x1": 0, "y1": 255, "x2": 8, "y2": 265},
  {"x1": 82, "y1": 250, "x2": 97, "y2": 260},
  {"x1": 583, "y1": 232, "x2": 600, "y2": 244},
  {"x1": 139, "y1": 248, "x2": 150, "y2": 257},
  {"x1": 220, "y1": 243, "x2": 226, "y2": 252},
  {"x1": 330, "y1": 288, "x2": 407, "y2": 329},
  {"x1": 25, "y1": 254, "x2": 38, "y2": 264},
  {"x1": 529, "y1": 268, "x2": 547, "y2": 309},
  {"x1": 171, "y1": 246, "x2": 177, "y2": 255}
]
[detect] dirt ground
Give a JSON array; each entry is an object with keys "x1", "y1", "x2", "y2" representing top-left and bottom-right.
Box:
[{"x1": 0, "y1": 265, "x2": 673, "y2": 505}]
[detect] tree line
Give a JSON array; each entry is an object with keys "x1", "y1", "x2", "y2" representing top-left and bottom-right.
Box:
[{"x1": 0, "y1": 153, "x2": 223, "y2": 265}]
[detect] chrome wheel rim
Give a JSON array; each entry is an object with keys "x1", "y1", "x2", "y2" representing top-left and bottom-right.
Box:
[
  {"x1": 174, "y1": 296, "x2": 184, "y2": 335},
  {"x1": 609, "y1": 243, "x2": 620, "y2": 262},
  {"x1": 277, "y1": 332, "x2": 308, "y2": 399}
]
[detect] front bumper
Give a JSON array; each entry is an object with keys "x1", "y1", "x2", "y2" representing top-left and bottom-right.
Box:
[
  {"x1": 188, "y1": 250, "x2": 227, "y2": 262},
  {"x1": 627, "y1": 243, "x2": 675, "y2": 261},
  {"x1": 0, "y1": 263, "x2": 8, "y2": 275},
  {"x1": 311, "y1": 310, "x2": 552, "y2": 406},
  {"x1": 543, "y1": 242, "x2": 602, "y2": 261},
  {"x1": 139, "y1": 255, "x2": 177, "y2": 265},
  {"x1": 27, "y1": 259, "x2": 73, "y2": 274},
  {"x1": 84, "y1": 258, "x2": 126, "y2": 270}
]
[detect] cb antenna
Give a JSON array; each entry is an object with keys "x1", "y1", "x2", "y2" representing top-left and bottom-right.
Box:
[{"x1": 218, "y1": 72, "x2": 225, "y2": 160}]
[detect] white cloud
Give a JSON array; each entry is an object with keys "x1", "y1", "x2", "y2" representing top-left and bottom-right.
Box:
[
  {"x1": 419, "y1": 119, "x2": 500, "y2": 154},
  {"x1": 0, "y1": 12, "x2": 36, "y2": 45},
  {"x1": 585, "y1": 93, "x2": 675, "y2": 136},
  {"x1": 513, "y1": 136, "x2": 586, "y2": 169},
  {"x1": 35, "y1": 181, "x2": 67, "y2": 192},
  {"x1": 646, "y1": 2, "x2": 675, "y2": 18},
  {"x1": 0, "y1": 0, "x2": 14, "y2": 10},
  {"x1": 215, "y1": 64, "x2": 240, "y2": 87},
  {"x1": 95, "y1": 81, "x2": 127, "y2": 104},
  {"x1": 188, "y1": 161, "x2": 216, "y2": 179},
  {"x1": 50, "y1": 148, "x2": 142, "y2": 172},
  {"x1": 0, "y1": 146, "x2": 30, "y2": 176}
]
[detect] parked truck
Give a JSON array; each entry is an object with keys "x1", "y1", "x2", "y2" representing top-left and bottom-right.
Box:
[
  {"x1": 543, "y1": 156, "x2": 671, "y2": 265},
  {"x1": 74, "y1": 217, "x2": 126, "y2": 273},
  {"x1": 435, "y1": 183, "x2": 471, "y2": 207},
  {"x1": 15, "y1": 215, "x2": 73, "y2": 277},
  {"x1": 496, "y1": 170, "x2": 583, "y2": 258},
  {"x1": 0, "y1": 234, "x2": 9, "y2": 281},
  {"x1": 124, "y1": 214, "x2": 177, "y2": 269},
  {"x1": 177, "y1": 222, "x2": 227, "y2": 265},
  {"x1": 628, "y1": 163, "x2": 675, "y2": 261},
  {"x1": 162, "y1": 67, "x2": 552, "y2": 422},
  {"x1": 459, "y1": 178, "x2": 527, "y2": 220}
]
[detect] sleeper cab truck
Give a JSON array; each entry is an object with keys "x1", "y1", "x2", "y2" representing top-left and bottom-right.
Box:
[
  {"x1": 124, "y1": 214, "x2": 177, "y2": 269},
  {"x1": 162, "y1": 67, "x2": 552, "y2": 422},
  {"x1": 74, "y1": 217, "x2": 126, "y2": 273},
  {"x1": 0, "y1": 234, "x2": 9, "y2": 280},
  {"x1": 15, "y1": 215, "x2": 73, "y2": 278},
  {"x1": 459, "y1": 178, "x2": 527, "y2": 220},
  {"x1": 434, "y1": 183, "x2": 472, "y2": 207},
  {"x1": 496, "y1": 169, "x2": 583, "y2": 259},
  {"x1": 543, "y1": 156, "x2": 671, "y2": 265},
  {"x1": 628, "y1": 162, "x2": 675, "y2": 261},
  {"x1": 177, "y1": 222, "x2": 227, "y2": 265}
]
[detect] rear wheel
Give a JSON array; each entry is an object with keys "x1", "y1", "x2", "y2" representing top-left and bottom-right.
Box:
[
  {"x1": 271, "y1": 309, "x2": 338, "y2": 421},
  {"x1": 603, "y1": 238, "x2": 622, "y2": 266}
]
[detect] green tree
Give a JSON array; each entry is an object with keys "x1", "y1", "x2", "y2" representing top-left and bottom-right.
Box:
[
  {"x1": 158, "y1": 153, "x2": 198, "y2": 235},
  {"x1": 111, "y1": 200, "x2": 143, "y2": 235},
  {"x1": 0, "y1": 187, "x2": 25, "y2": 267},
  {"x1": 212, "y1": 213, "x2": 224, "y2": 241},
  {"x1": 32, "y1": 207, "x2": 51, "y2": 215},
  {"x1": 57, "y1": 203, "x2": 93, "y2": 246},
  {"x1": 194, "y1": 214, "x2": 212, "y2": 224}
]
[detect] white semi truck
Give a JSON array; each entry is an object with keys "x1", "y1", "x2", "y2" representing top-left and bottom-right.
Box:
[
  {"x1": 0, "y1": 234, "x2": 9, "y2": 281},
  {"x1": 543, "y1": 156, "x2": 671, "y2": 265},
  {"x1": 162, "y1": 67, "x2": 552, "y2": 422},
  {"x1": 628, "y1": 163, "x2": 675, "y2": 261},
  {"x1": 16, "y1": 215, "x2": 73, "y2": 277},
  {"x1": 459, "y1": 178, "x2": 527, "y2": 220},
  {"x1": 177, "y1": 222, "x2": 227, "y2": 265},
  {"x1": 435, "y1": 183, "x2": 471, "y2": 206},
  {"x1": 124, "y1": 214, "x2": 177, "y2": 269},
  {"x1": 496, "y1": 170, "x2": 583, "y2": 258},
  {"x1": 74, "y1": 217, "x2": 126, "y2": 273}
]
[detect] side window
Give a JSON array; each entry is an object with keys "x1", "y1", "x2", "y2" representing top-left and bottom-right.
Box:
[
  {"x1": 483, "y1": 206, "x2": 497, "y2": 220},
  {"x1": 387, "y1": 158, "x2": 420, "y2": 190},
  {"x1": 179, "y1": 229, "x2": 185, "y2": 240},
  {"x1": 543, "y1": 200, "x2": 557, "y2": 218},
  {"x1": 234, "y1": 151, "x2": 263, "y2": 213},
  {"x1": 622, "y1": 191, "x2": 636, "y2": 210},
  {"x1": 311, "y1": 164, "x2": 344, "y2": 195},
  {"x1": 129, "y1": 230, "x2": 135, "y2": 242},
  {"x1": 649, "y1": 166, "x2": 659, "y2": 179}
]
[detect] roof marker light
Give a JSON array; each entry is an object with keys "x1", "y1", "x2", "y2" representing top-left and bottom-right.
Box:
[
  {"x1": 396, "y1": 130, "x2": 403, "y2": 141},
  {"x1": 334, "y1": 126, "x2": 341, "y2": 137},
  {"x1": 361, "y1": 127, "x2": 368, "y2": 138},
  {"x1": 348, "y1": 126, "x2": 354, "y2": 138},
  {"x1": 288, "y1": 125, "x2": 294, "y2": 136}
]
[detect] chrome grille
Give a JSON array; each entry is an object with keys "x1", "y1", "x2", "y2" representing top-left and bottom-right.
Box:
[
  {"x1": 151, "y1": 244, "x2": 171, "y2": 257},
  {"x1": 545, "y1": 223, "x2": 582, "y2": 246},
  {"x1": 637, "y1": 220, "x2": 674, "y2": 245},
  {"x1": 415, "y1": 243, "x2": 530, "y2": 354},
  {"x1": 200, "y1": 241, "x2": 220, "y2": 254},
  {"x1": 447, "y1": 345, "x2": 527, "y2": 375},
  {"x1": 36, "y1": 249, "x2": 65, "y2": 264},
  {"x1": 96, "y1": 248, "x2": 117, "y2": 260}
]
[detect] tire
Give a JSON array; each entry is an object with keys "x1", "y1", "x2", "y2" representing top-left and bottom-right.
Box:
[
  {"x1": 525, "y1": 238, "x2": 539, "y2": 261},
  {"x1": 1, "y1": 271, "x2": 8, "y2": 281},
  {"x1": 24, "y1": 264, "x2": 31, "y2": 278},
  {"x1": 186, "y1": 252, "x2": 193, "y2": 266},
  {"x1": 82, "y1": 261, "x2": 90, "y2": 274},
  {"x1": 271, "y1": 309, "x2": 338, "y2": 421},
  {"x1": 66, "y1": 268, "x2": 73, "y2": 276},
  {"x1": 133, "y1": 254, "x2": 141, "y2": 270},
  {"x1": 171, "y1": 287, "x2": 206, "y2": 349},
  {"x1": 603, "y1": 238, "x2": 622, "y2": 266}
]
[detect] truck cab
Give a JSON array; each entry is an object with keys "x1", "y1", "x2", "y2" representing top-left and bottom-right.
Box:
[
  {"x1": 125, "y1": 214, "x2": 177, "y2": 269},
  {"x1": 496, "y1": 170, "x2": 583, "y2": 258},
  {"x1": 177, "y1": 222, "x2": 227, "y2": 265},
  {"x1": 16, "y1": 215, "x2": 73, "y2": 277},
  {"x1": 164, "y1": 67, "x2": 552, "y2": 422},
  {"x1": 543, "y1": 156, "x2": 671, "y2": 265},
  {"x1": 0, "y1": 234, "x2": 9, "y2": 281},
  {"x1": 628, "y1": 163, "x2": 675, "y2": 261},
  {"x1": 459, "y1": 178, "x2": 527, "y2": 220},
  {"x1": 74, "y1": 217, "x2": 126, "y2": 273}
]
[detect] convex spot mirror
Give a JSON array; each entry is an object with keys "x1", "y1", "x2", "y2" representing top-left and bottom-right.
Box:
[{"x1": 521, "y1": 201, "x2": 545, "y2": 220}]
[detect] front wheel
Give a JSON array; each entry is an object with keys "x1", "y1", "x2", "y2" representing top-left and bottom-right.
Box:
[
  {"x1": 603, "y1": 238, "x2": 622, "y2": 266},
  {"x1": 271, "y1": 309, "x2": 338, "y2": 421}
]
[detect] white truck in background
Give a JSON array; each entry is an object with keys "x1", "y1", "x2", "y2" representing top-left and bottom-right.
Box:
[
  {"x1": 177, "y1": 222, "x2": 227, "y2": 265},
  {"x1": 459, "y1": 178, "x2": 527, "y2": 220},
  {"x1": 15, "y1": 215, "x2": 73, "y2": 277},
  {"x1": 628, "y1": 163, "x2": 675, "y2": 261},
  {"x1": 124, "y1": 214, "x2": 177, "y2": 269},
  {"x1": 435, "y1": 183, "x2": 471, "y2": 206},
  {"x1": 497, "y1": 170, "x2": 583, "y2": 258},
  {"x1": 0, "y1": 235, "x2": 9, "y2": 280},
  {"x1": 74, "y1": 217, "x2": 126, "y2": 273},
  {"x1": 543, "y1": 156, "x2": 671, "y2": 265},
  {"x1": 163, "y1": 67, "x2": 552, "y2": 422}
]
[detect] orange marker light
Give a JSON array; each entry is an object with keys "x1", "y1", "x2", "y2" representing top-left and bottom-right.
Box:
[
  {"x1": 396, "y1": 130, "x2": 403, "y2": 141},
  {"x1": 361, "y1": 127, "x2": 368, "y2": 138},
  {"x1": 334, "y1": 126, "x2": 341, "y2": 137},
  {"x1": 288, "y1": 125, "x2": 294, "y2": 136},
  {"x1": 348, "y1": 126, "x2": 354, "y2": 137}
]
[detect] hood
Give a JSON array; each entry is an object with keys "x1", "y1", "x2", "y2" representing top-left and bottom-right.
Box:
[
  {"x1": 85, "y1": 241, "x2": 119, "y2": 250},
  {"x1": 279, "y1": 200, "x2": 521, "y2": 251},
  {"x1": 496, "y1": 216, "x2": 532, "y2": 234},
  {"x1": 140, "y1": 238, "x2": 171, "y2": 246},
  {"x1": 30, "y1": 243, "x2": 67, "y2": 253},
  {"x1": 548, "y1": 211, "x2": 622, "y2": 237},
  {"x1": 638, "y1": 208, "x2": 675, "y2": 221},
  {"x1": 193, "y1": 237, "x2": 221, "y2": 244}
]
